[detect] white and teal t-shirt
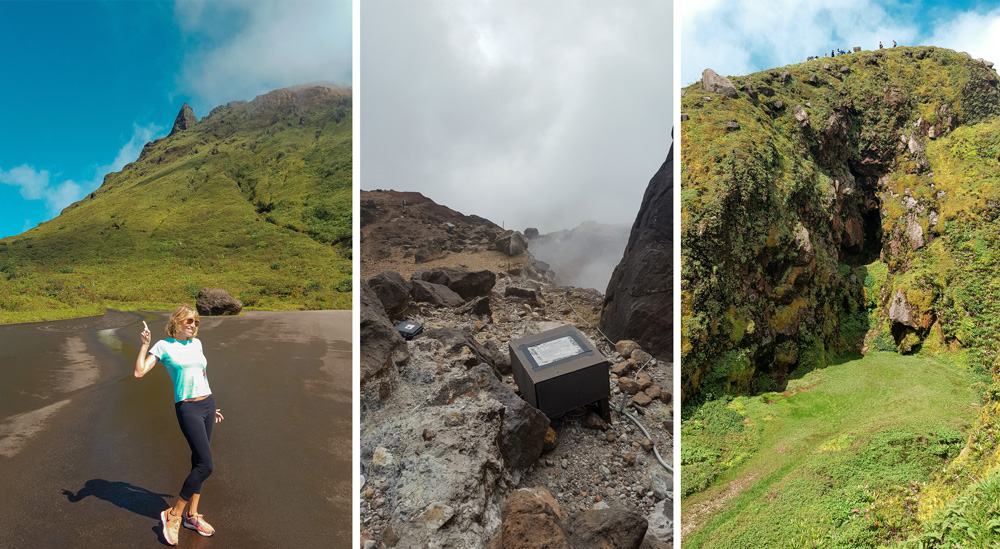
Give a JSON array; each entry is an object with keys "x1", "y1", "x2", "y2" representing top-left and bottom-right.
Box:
[{"x1": 149, "y1": 337, "x2": 212, "y2": 403}]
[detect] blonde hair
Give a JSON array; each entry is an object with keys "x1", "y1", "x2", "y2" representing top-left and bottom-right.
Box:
[{"x1": 166, "y1": 304, "x2": 200, "y2": 338}]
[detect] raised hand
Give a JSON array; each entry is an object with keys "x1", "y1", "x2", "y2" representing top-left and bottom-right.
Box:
[{"x1": 140, "y1": 321, "x2": 151, "y2": 346}]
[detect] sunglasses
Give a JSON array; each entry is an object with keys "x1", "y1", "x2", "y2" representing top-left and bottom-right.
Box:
[{"x1": 183, "y1": 318, "x2": 200, "y2": 326}]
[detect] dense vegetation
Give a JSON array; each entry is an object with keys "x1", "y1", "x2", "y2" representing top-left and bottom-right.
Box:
[
  {"x1": 682, "y1": 47, "x2": 1000, "y2": 546},
  {"x1": 0, "y1": 85, "x2": 352, "y2": 323}
]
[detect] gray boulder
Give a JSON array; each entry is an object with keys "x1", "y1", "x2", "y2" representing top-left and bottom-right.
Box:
[
  {"x1": 642, "y1": 499, "x2": 673, "y2": 545},
  {"x1": 906, "y1": 214, "x2": 925, "y2": 250},
  {"x1": 494, "y1": 230, "x2": 528, "y2": 256},
  {"x1": 420, "y1": 328, "x2": 503, "y2": 372},
  {"x1": 793, "y1": 104, "x2": 810, "y2": 126},
  {"x1": 430, "y1": 364, "x2": 549, "y2": 472},
  {"x1": 410, "y1": 279, "x2": 464, "y2": 307},
  {"x1": 889, "y1": 289, "x2": 918, "y2": 328},
  {"x1": 701, "y1": 68, "x2": 737, "y2": 98}
]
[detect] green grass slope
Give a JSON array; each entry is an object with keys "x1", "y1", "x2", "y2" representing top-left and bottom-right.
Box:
[
  {"x1": 683, "y1": 353, "x2": 977, "y2": 548},
  {"x1": 0, "y1": 85, "x2": 352, "y2": 323}
]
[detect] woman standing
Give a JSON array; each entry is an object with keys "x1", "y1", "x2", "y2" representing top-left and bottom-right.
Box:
[{"x1": 135, "y1": 305, "x2": 224, "y2": 546}]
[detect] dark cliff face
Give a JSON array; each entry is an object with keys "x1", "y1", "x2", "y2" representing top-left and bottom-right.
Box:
[
  {"x1": 599, "y1": 144, "x2": 673, "y2": 360},
  {"x1": 681, "y1": 46, "x2": 1000, "y2": 402}
]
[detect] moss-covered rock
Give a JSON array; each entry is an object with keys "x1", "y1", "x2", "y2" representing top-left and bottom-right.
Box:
[{"x1": 682, "y1": 47, "x2": 1000, "y2": 402}]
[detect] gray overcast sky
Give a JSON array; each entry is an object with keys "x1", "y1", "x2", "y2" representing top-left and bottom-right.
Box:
[{"x1": 361, "y1": 0, "x2": 672, "y2": 234}]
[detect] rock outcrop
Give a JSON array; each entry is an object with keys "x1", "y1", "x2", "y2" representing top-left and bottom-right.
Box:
[
  {"x1": 369, "y1": 271, "x2": 412, "y2": 316},
  {"x1": 600, "y1": 145, "x2": 674, "y2": 361},
  {"x1": 169, "y1": 103, "x2": 198, "y2": 136},
  {"x1": 360, "y1": 281, "x2": 407, "y2": 400}
]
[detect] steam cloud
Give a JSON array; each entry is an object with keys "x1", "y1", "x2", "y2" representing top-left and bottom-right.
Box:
[{"x1": 528, "y1": 221, "x2": 631, "y2": 292}]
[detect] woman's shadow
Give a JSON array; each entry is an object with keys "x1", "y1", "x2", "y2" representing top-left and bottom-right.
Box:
[{"x1": 62, "y1": 479, "x2": 172, "y2": 520}]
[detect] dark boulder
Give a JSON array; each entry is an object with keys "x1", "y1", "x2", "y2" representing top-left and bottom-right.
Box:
[
  {"x1": 368, "y1": 271, "x2": 411, "y2": 316},
  {"x1": 600, "y1": 145, "x2": 673, "y2": 360},
  {"x1": 410, "y1": 279, "x2": 465, "y2": 307},
  {"x1": 195, "y1": 288, "x2": 242, "y2": 316},
  {"x1": 417, "y1": 267, "x2": 496, "y2": 300},
  {"x1": 360, "y1": 282, "x2": 408, "y2": 399}
]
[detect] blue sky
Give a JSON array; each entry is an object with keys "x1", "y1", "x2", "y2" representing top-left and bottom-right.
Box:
[
  {"x1": 682, "y1": 0, "x2": 1000, "y2": 85},
  {"x1": 0, "y1": 0, "x2": 351, "y2": 239}
]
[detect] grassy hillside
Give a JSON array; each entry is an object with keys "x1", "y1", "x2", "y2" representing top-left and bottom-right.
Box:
[
  {"x1": 0, "y1": 85, "x2": 352, "y2": 323},
  {"x1": 682, "y1": 47, "x2": 1000, "y2": 546},
  {"x1": 683, "y1": 353, "x2": 977, "y2": 548},
  {"x1": 682, "y1": 46, "x2": 1000, "y2": 402}
]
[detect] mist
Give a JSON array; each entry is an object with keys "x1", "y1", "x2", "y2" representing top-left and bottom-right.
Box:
[
  {"x1": 528, "y1": 221, "x2": 631, "y2": 292},
  {"x1": 361, "y1": 0, "x2": 672, "y2": 236}
]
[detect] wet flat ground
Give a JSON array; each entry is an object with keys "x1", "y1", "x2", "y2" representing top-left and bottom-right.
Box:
[{"x1": 0, "y1": 310, "x2": 351, "y2": 548}]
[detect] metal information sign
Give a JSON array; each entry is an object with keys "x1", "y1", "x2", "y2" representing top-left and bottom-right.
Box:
[{"x1": 527, "y1": 335, "x2": 586, "y2": 368}]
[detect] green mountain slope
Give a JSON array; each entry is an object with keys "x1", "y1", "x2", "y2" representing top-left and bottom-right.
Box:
[
  {"x1": 0, "y1": 85, "x2": 352, "y2": 323},
  {"x1": 682, "y1": 46, "x2": 1000, "y2": 545}
]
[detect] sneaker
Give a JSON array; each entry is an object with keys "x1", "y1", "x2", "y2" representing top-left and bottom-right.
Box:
[
  {"x1": 183, "y1": 512, "x2": 215, "y2": 537},
  {"x1": 161, "y1": 509, "x2": 181, "y2": 546}
]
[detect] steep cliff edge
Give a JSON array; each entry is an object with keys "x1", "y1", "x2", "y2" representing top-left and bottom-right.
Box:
[
  {"x1": 601, "y1": 145, "x2": 674, "y2": 360},
  {"x1": 681, "y1": 46, "x2": 1000, "y2": 401}
]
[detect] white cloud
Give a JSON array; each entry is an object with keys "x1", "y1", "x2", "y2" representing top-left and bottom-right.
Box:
[
  {"x1": 681, "y1": 0, "x2": 915, "y2": 84},
  {"x1": 0, "y1": 165, "x2": 50, "y2": 201},
  {"x1": 174, "y1": 0, "x2": 352, "y2": 112},
  {"x1": 0, "y1": 123, "x2": 164, "y2": 216},
  {"x1": 47, "y1": 180, "x2": 86, "y2": 213},
  {"x1": 682, "y1": 1, "x2": 1000, "y2": 86},
  {"x1": 927, "y1": 9, "x2": 1000, "y2": 66},
  {"x1": 100, "y1": 124, "x2": 162, "y2": 175}
]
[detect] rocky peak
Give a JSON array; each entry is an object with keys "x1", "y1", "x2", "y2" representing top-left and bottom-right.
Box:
[{"x1": 169, "y1": 103, "x2": 198, "y2": 136}]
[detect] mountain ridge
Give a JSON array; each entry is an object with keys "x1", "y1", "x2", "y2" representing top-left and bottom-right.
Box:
[{"x1": 0, "y1": 84, "x2": 352, "y2": 323}]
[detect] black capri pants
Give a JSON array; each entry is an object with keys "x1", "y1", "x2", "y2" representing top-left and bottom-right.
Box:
[{"x1": 174, "y1": 394, "x2": 216, "y2": 501}]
